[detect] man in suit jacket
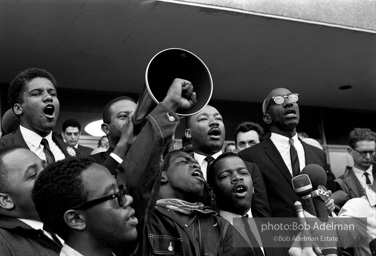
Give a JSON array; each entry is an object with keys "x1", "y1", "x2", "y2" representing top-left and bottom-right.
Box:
[
  {"x1": 332, "y1": 128, "x2": 376, "y2": 208},
  {"x1": 0, "y1": 68, "x2": 77, "y2": 161},
  {"x1": 207, "y1": 152, "x2": 287, "y2": 256},
  {"x1": 239, "y1": 88, "x2": 332, "y2": 218},
  {"x1": 91, "y1": 96, "x2": 137, "y2": 175},
  {"x1": 0, "y1": 146, "x2": 62, "y2": 255},
  {"x1": 185, "y1": 105, "x2": 271, "y2": 217},
  {"x1": 61, "y1": 118, "x2": 93, "y2": 156}
]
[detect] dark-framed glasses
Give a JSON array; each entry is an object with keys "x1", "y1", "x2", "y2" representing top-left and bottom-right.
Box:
[
  {"x1": 352, "y1": 148, "x2": 376, "y2": 158},
  {"x1": 71, "y1": 184, "x2": 128, "y2": 210},
  {"x1": 265, "y1": 93, "x2": 299, "y2": 113}
]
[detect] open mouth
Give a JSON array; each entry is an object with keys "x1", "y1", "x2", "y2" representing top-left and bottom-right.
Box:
[
  {"x1": 208, "y1": 127, "x2": 221, "y2": 139},
  {"x1": 192, "y1": 169, "x2": 205, "y2": 182},
  {"x1": 284, "y1": 109, "x2": 296, "y2": 118},
  {"x1": 232, "y1": 183, "x2": 248, "y2": 197},
  {"x1": 126, "y1": 209, "x2": 139, "y2": 225},
  {"x1": 43, "y1": 105, "x2": 55, "y2": 119}
]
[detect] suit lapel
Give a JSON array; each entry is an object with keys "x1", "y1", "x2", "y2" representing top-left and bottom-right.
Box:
[
  {"x1": 13, "y1": 128, "x2": 29, "y2": 148},
  {"x1": 52, "y1": 134, "x2": 77, "y2": 157},
  {"x1": 263, "y1": 138, "x2": 293, "y2": 183}
]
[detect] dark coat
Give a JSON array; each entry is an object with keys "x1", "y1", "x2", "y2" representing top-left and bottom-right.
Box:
[
  {"x1": 239, "y1": 137, "x2": 329, "y2": 218},
  {"x1": 0, "y1": 216, "x2": 61, "y2": 256},
  {"x1": 0, "y1": 128, "x2": 78, "y2": 158}
]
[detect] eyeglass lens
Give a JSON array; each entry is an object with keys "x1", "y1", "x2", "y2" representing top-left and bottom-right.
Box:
[{"x1": 273, "y1": 94, "x2": 299, "y2": 104}]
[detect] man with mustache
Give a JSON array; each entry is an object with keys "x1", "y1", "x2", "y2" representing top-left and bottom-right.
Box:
[
  {"x1": 239, "y1": 88, "x2": 332, "y2": 218},
  {"x1": 185, "y1": 105, "x2": 271, "y2": 217},
  {"x1": 0, "y1": 68, "x2": 77, "y2": 162}
]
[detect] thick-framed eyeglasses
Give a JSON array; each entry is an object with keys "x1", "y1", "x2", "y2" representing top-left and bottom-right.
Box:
[
  {"x1": 265, "y1": 93, "x2": 299, "y2": 113},
  {"x1": 352, "y1": 148, "x2": 376, "y2": 158},
  {"x1": 71, "y1": 184, "x2": 128, "y2": 210}
]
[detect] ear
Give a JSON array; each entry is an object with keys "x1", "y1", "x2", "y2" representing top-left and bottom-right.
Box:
[
  {"x1": 101, "y1": 123, "x2": 110, "y2": 136},
  {"x1": 0, "y1": 193, "x2": 14, "y2": 210},
  {"x1": 347, "y1": 147, "x2": 352, "y2": 155},
  {"x1": 185, "y1": 128, "x2": 192, "y2": 139},
  {"x1": 64, "y1": 210, "x2": 86, "y2": 231},
  {"x1": 263, "y1": 113, "x2": 272, "y2": 125},
  {"x1": 13, "y1": 103, "x2": 22, "y2": 116},
  {"x1": 160, "y1": 171, "x2": 168, "y2": 184}
]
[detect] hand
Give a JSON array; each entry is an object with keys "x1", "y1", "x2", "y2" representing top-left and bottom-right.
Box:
[
  {"x1": 289, "y1": 232, "x2": 322, "y2": 256},
  {"x1": 162, "y1": 78, "x2": 197, "y2": 112},
  {"x1": 112, "y1": 117, "x2": 136, "y2": 159},
  {"x1": 325, "y1": 198, "x2": 335, "y2": 213}
]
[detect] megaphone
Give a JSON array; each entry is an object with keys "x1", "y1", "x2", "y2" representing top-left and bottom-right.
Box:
[{"x1": 132, "y1": 48, "x2": 213, "y2": 130}]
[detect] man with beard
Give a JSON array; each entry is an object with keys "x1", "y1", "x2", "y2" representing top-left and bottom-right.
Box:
[
  {"x1": 239, "y1": 88, "x2": 332, "y2": 218},
  {"x1": 0, "y1": 68, "x2": 77, "y2": 163},
  {"x1": 185, "y1": 105, "x2": 271, "y2": 217}
]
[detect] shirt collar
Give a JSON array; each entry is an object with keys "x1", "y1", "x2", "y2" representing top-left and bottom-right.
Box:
[
  {"x1": 270, "y1": 132, "x2": 298, "y2": 147},
  {"x1": 18, "y1": 218, "x2": 44, "y2": 230},
  {"x1": 219, "y1": 208, "x2": 253, "y2": 225},
  {"x1": 20, "y1": 125, "x2": 53, "y2": 146},
  {"x1": 365, "y1": 186, "x2": 376, "y2": 206},
  {"x1": 194, "y1": 151, "x2": 222, "y2": 166},
  {"x1": 352, "y1": 165, "x2": 373, "y2": 176}
]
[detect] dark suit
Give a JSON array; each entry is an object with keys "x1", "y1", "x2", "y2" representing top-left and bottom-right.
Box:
[
  {"x1": 77, "y1": 144, "x2": 93, "y2": 156},
  {"x1": 0, "y1": 128, "x2": 78, "y2": 158},
  {"x1": 0, "y1": 216, "x2": 61, "y2": 256},
  {"x1": 239, "y1": 137, "x2": 328, "y2": 218},
  {"x1": 91, "y1": 147, "x2": 120, "y2": 176}
]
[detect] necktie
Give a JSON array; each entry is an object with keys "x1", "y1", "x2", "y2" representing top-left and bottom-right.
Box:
[
  {"x1": 39, "y1": 229, "x2": 63, "y2": 247},
  {"x1": 289, "y1": 138, "x2": 300, "y2": 177},
  {"x1": 241, "y1": 215, "x2": 264, "y2": 256},
  {"x1": 205, "y1": 156, "x2": 215, "y2": 166},
  {"x1": 41, "y1": 138, "x2": 55, "y2": 165},
  {"x1": 364, "y1": 172, "x2": 372, "y2": 185}
]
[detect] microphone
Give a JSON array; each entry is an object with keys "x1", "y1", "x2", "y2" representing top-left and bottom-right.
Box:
[
  {"x1": 301, "y1": 164, "x2": 329, "y2": 222},
  {"x1": 292, "y1": 174, "x2": 317, "y2": 216}
]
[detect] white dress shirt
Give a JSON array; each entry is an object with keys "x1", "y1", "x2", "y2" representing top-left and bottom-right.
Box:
[
  {"x1": 270, "y1": 133, "x2": 306, "y2": 176},
  {"x1": 20, "y1": 126, "x2": 65, "y2": 161},
  {"x1": 193, "y1": 151, "x2": 222, "y2": 180},
  {"x1": 353, "y1": 165, "x2": 374, "y2": 188}
]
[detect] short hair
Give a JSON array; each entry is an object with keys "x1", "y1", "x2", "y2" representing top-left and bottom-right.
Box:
[
  {"x1": 0, "y1": 145, "x2": 24, "y2": 192},
  {"x1": 207, "y1": 152, "x2": 247, "y2": 189},
  {"x1": 8, "y1": 68, "x2": 57, "y2": 109},
  {"x1": 62, "y1": 119, "x2": 81, "y2": 132},
  {"x1": 233, "y1": 121, "x2": 265, "y2": 144},
  {"x1": 102, "y1": 96, "x2": 135, "y2": 124},
  {"x1": 32, "y1": 157, "x2": 95, "y2": 240},
  {"x1": 97, "y1": 135, "x2": 108, "y2": 147},
  {"x1": 223, "y1": 142, "x2": 236, "y2": 153},
  {"x1": 348, "y1": 128, "x2": 376, "y2": 148}
]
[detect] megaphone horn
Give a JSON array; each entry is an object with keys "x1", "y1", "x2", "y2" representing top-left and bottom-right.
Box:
[{"x1": 132, "y1": 48, "x2": 213, "y2": 129}]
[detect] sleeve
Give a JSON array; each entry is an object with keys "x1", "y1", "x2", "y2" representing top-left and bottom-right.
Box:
[
  {"x1": 245, "y1": 161, "x2": 272, "y2": 218},
  {"x1": 116, "y1": 103, "x2": 179, "y2": 250}
]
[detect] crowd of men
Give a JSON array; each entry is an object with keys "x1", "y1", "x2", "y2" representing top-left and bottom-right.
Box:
[{"x1": 0, "y1": 67, "x2": 375, "y2": 256}]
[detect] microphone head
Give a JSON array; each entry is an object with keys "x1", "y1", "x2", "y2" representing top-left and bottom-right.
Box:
[
  {"x1": 294, "y1": 201, "x2": 303, "y2": 211},
  {"x1": 292, "y1": 174, "x2": 313, "y2": 196},
  {"x1": 301, "y1": 164, "x2": 327, "y2": 188}
]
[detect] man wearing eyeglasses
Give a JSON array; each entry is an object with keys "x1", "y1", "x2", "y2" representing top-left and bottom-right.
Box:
[
  {"x1": 239, "y1": 88, "x2": 331, "y2": 219},
  {"x1": 32, "y1": 78, "x2": 198, "y2": 256},
  {"x1": 332, "y1": 128, "x2": 376, "y2": 208}
]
